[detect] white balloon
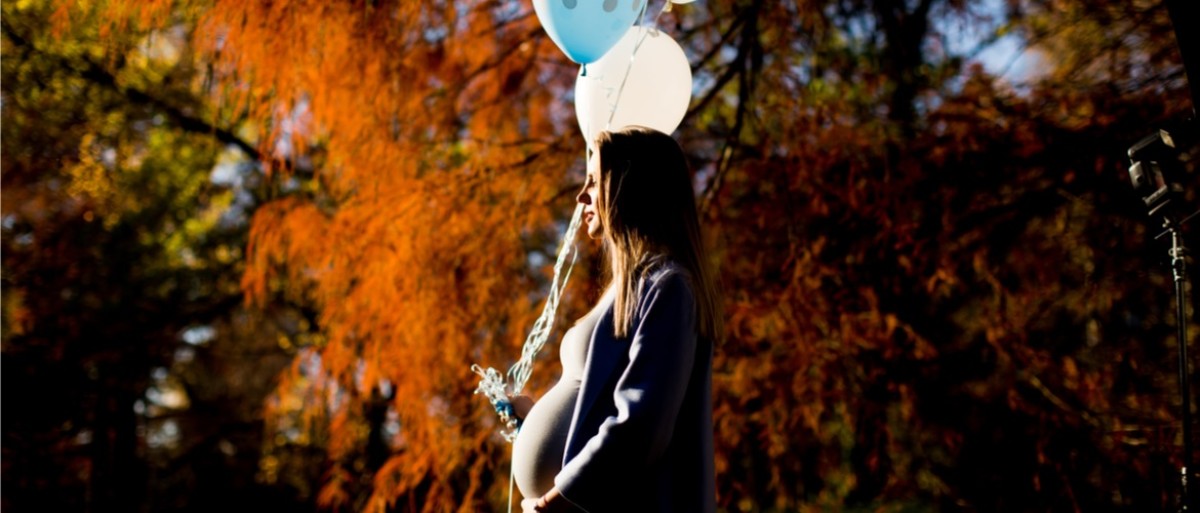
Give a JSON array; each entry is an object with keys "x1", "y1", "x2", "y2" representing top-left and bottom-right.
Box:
[{"x1": 574, "y1": 26, "x2": 692, "y2": 143}]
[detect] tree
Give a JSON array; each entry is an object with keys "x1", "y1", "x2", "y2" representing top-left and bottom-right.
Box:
[{"x1": 2, "y1": 2, "x2": 297, "y2": 511}]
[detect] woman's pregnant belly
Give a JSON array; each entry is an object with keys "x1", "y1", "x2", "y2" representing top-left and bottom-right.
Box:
[{"x1": 511, "y1": 380, "x2": 581, "y2": 498}]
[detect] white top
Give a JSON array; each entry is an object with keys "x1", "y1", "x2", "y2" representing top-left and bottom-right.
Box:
[{"x1": 511, "y1": 295, "x2": 609, "y2": 498}]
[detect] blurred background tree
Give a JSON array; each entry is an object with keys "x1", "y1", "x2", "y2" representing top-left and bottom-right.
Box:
[
  {"x1": 2, "y1": 0, "x2": 1197, "y2": 511},
  {"x1": 1, "y1": 1, "x2": 310, "y2": 511}
]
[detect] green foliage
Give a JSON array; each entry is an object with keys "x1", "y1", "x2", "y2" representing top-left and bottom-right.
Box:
[{"x1": 1, "y1": 1, "x2": 294, "y2": 511}]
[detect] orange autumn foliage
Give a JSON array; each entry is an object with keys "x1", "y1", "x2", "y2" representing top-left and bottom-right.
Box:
[
  {"x1": 206, "y1": 3, "x2": 584, "y2": 509},
  {"x1": 55, "y1": 0, "x2": 588, "y2": 509}
]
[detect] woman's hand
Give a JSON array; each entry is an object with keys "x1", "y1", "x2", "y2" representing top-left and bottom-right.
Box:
[
  {"x1": 518, "y1": 487, "x2": 573, "y2": 512},
  {"x1": 508, "y1": 394, "x2": 534, "y2": 420},
  {"x1": 520, "y1": 498, "x2": 539, "y2": 513}
]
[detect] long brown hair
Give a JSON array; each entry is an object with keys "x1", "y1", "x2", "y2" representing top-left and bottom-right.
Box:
[{"x1": 593, "y1": 126, "x2": 722, "y2": 343}]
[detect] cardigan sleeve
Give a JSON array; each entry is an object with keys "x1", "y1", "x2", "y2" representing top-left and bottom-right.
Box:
[{"x1": 554, "y1": 270, "x2": 698, "y2": 510}]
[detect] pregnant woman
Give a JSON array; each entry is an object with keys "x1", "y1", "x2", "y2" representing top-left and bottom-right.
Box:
[{"x1": 510, "y1": 126, "x2": 722, "y2": 513}]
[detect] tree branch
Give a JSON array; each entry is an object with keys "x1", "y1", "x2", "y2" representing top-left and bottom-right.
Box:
[
  {"x1": 699, "y1": 3, "x2": 762, "y2": 216},
  {"x1": 1, "y1": 18, "x2": 272, "y2": 167}
]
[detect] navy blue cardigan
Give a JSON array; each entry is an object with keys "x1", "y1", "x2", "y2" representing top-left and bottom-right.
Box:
[{"x1": 555, "y1": 261, "x2": 716, "y2": 513}]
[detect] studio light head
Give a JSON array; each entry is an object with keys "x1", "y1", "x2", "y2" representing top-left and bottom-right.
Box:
[{"x1": 1128, "y1": 121, "x2": 1198, "y2": 219}]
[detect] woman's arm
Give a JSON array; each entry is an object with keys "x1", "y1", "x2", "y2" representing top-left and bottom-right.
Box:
[{"x1": 551, "y1": 271, "x2": 698, "y2": 510}]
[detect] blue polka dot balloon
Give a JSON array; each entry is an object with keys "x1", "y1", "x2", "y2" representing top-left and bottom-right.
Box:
[{"x1": 532, "y1": 0, "x2": 643, "y2": 65}]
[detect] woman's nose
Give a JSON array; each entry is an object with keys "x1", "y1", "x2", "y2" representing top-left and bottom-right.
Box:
[{"x1": 576, "y1": 189, "x2": 590, "y2": 205}]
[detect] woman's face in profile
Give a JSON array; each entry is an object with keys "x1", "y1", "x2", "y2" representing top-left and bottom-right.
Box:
[{"x1": 577, "y1": 149, "x2": 603, "y2": 240}]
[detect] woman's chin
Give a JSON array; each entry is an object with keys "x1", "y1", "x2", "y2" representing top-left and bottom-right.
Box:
[{"x1": 585, "y1": 224, "x2": 602, "y2": 240}]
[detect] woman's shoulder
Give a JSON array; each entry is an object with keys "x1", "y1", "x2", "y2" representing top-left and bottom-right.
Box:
[
  {"x1": 632, "y1": 258, "x2": 697, "y2": 326},
  {"x1": 638, "y1": 257, "x2": 695, "y2": 299},
  {"x1": 639, "y1": 254, "x2": 688, "y2": 281}
]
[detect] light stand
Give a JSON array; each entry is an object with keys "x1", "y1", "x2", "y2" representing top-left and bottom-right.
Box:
[
  {"x1": 1169, "y1": 217, "x2": 1193, "y2": 511},
  {"x1": 1129, "y1": 123, "x2": 1199, "y2": 512},
  {"x1": 1128, "y1": 0, "x2": 1200, "y2": 507}
]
